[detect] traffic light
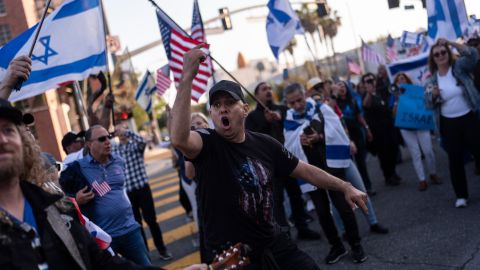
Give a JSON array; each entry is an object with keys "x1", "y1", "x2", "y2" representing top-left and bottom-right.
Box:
[
  {"x1": 219, "y1": 7, "x2": 232, "y2": 30},
  {"x1": 115, "y1": 110, "x2": 133, "y2": 121},
  {"x1": 388, "y1": 0, "x2": 400, "y2": 9}
]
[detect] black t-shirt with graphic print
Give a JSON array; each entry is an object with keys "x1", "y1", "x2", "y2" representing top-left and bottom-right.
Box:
[{"x1": 190, "y1": 128, "x2": 299, "y2": 257}]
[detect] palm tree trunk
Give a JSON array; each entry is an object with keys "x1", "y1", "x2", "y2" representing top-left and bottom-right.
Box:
[
  {"x1": 283, "y1": 51, "x2": 290, "y2": 69},
  {"x1": 318, "y1": 26, "x2": 332, "y2": 77},
  {"x1": 329, "y1": 36, "x2": 338, "y2": 77}
]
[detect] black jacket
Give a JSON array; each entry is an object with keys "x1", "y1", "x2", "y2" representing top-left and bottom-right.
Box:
[
  {"x1": 0, "y1": 181, "x2": 160, "y2": 270},
  {"x1": 246, "y1": 103, "x2": 288, "y2": 144}
]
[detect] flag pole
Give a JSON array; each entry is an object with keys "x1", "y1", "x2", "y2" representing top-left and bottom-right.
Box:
[
  {"x1": 146, "y1": 0, "x2": 268, "y2": 111},
  {"x1": 99, "y1": 0, "x2": 116, "y2": 128},
  {"x1": 13, "y1": 0, "x2": 53, "y2": 91}
]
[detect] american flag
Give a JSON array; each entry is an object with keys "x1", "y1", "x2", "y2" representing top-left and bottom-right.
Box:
[
  {"x1": 191, "y1": 0, "x2": 205, "y2": 42},
  {"x1": 361, "y1": 40, "x2": 385, "y2": 65},
  {"x1": 91, "y1": 180, "x2": 111, "y2": 197},
  {"x1": 156, "y1": 64, "x2": 171, "y2": 97},
  {"x1": 386, "y1": 34, "x2": 397, "y2": 63},
  {"x1": 156, "y1": 8, "x2": 212, "y2": 102},
  {"x1": 346, "y1": 57, "x2": 361, "y2": 75},
  {"x1": 191, "y1": 0, "x2": 215, "y2": 82}
]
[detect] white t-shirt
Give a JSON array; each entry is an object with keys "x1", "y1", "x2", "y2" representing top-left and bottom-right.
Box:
[
  {"x1": 62, "y1": 148, "x2": 84, "y2": 169},
  {"x1": 437, "y1": 67, "x2": 471, "y2": 118}
]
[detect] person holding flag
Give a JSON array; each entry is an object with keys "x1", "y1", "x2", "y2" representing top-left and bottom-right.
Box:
[
  {"x1": 0, "y1": 56, "x2": 32, "y2": 99},
  {"x1": 425, "y1": 38, "x2": 480, "y2": 208}
]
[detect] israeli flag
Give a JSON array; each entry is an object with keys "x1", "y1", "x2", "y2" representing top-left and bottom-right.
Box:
[
  {"x1": 387, "y1": 52, "x2": 430, "y2": 85},
  {"x1": 400, "y1": 31, "x2": 425, "y2": 46},
  {"x1": 0, "y1": 0, "x2": 106, "y2": 102},
  {"x1": 266, "y1": 0, "x2": 304, "y2": 59},
  {"x1": 427, "y1": 0, "x2": 468, "y2": 42},
  {"x1": 135, "y1": 71, "x2": 156, "y2": 114}
]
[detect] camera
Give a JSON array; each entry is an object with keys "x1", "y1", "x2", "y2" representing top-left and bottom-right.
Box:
[{"x1": 389, "y1": 84, "x2": 400, "y2": 94}]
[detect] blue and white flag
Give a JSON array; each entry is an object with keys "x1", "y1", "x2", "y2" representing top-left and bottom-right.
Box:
[
  {"x1": 0, "y1": 0, "x2": 106, "y2": 102},
  {"x1": 427, "y1": 0, "x2": 468, "y2": 42},
  {"x1": 400, "y1": 31, "x2": 425, "y2": 46},
  {"x1": 266, "y1": 0, "x2": 304, "y2": 59},
  {"x1": 284, "y1": 98, "x2": 350, "y2": 193},
  {"x1": 135, "y1": 70, "x2": 156, "y2": 114},
  {"x1": 387, "y1": 52, "x2": 429, "y2": 85}
]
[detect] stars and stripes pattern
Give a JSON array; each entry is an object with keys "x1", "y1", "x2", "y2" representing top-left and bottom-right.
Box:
[
  {"x1": 156, "y1": 64, "x2": 172, "y2": 97},
  {"x1": 156, "y1": 8, "x2": 211, "y2": 102},
  {"x1": 361, "y1": 40, "x2": 385, "y2": 65},
  {"x1": 191, "y1": 0, "x2": 206, "y2": 42},
  {"x1": 346, "y1": 57, "x2": 361, "y2": 75},
  {"x1": 191, "y1": 0, "x2": 215, "y2": 81},
  {"x1": 386, "y1": 34, "x2": 397, "y2": 63},
  {"x1": 91, "y1": 180, "x2": 111, "y2": 197}
]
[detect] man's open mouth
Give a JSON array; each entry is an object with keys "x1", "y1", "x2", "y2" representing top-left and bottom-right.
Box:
[{"x1": 221, "y1": 116, "x2": 230, "y2": 127}]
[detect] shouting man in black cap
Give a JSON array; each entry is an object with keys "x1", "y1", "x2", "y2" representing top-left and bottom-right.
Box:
[{"x1": 170, "y1": 47, "x2": 368, "y2": 269}]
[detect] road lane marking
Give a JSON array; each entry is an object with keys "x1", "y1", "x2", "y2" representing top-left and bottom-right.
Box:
[
  {"x1": 162, "y1": 251, "x2": 200, "y2": 270},
  {"x1": 146, "y1": 222, "x2": 198, "y2": 250}
]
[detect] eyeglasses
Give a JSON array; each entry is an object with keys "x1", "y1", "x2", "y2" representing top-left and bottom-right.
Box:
[
  {"x1": 365, "y1": 79, "x2": 375, "y2": 84},
  {"x1": 92, "y1": 134, "x2": 113, "y2": 142},
  {"x1": 433, "y1": 50, "x2": 447, "y2": 58}
]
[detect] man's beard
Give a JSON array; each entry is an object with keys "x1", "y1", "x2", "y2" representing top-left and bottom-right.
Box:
[{"x1": 0, "y1": 145, "x2": 23, "y2": 183}]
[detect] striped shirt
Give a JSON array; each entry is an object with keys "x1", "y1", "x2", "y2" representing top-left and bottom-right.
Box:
[{"x1": 111, "y1": 131, "x2": 149, "y2": 192}]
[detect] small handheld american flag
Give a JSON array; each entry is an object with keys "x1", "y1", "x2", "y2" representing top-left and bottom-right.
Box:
[{"x1": 156, "y1": 64, "x2": 172, "y2": 97}]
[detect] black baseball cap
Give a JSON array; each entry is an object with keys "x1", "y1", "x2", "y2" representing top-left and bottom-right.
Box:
[
  {"x1": 0, "y1": 98, "x2": 23, "y2": 125},
  {"x1": 61, "y1": 131, "x2": 86, "y2": 152},
  {"x1": 208, "y1": 80, "x2": 245, "y2": 105}
]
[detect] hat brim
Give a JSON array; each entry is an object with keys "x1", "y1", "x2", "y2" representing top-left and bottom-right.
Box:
[{"x1": 209, "y1": 90, "x2": 242, "y2": 105}]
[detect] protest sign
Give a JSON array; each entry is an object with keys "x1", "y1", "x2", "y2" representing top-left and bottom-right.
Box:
[{"x1": 395, "y1": 84, "x2": 435, "y2": 130}]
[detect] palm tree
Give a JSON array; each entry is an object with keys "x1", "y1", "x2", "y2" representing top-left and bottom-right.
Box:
[
  {"x1": 256, "y1": 61, "x2": 265, "y2": 80},
  {"x1": 319, "y1": 9, "x2": 342, "y2": 76},
  {"x1": 296, "y1": 4, "x2": 320, "y2": 57},
  {"x1": 285, "y1": 38, "x2": 298, "y2": 70}
]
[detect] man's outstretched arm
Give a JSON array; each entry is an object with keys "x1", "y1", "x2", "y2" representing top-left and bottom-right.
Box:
[
  {"x1": 291, "y1": 161, "x2": 368, "y2": 213},
  {"x1": 170, "y1": 46, "x2": 206, "y2": 159}
]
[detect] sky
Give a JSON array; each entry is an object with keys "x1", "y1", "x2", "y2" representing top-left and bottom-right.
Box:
[{"x1": 102, "y1": 0, "x2": 480, "y2": 102}]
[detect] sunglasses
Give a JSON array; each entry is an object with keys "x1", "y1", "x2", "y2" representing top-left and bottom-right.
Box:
[
  {"x1": 92, "y1": 134, "x2": 113, "y2": 142},
  {"x1": 433, "y1": 50, "x2": 447, "y2": 58},
  {"x1": 365, "y1": 79, "x2": 375, "y2": 84}
]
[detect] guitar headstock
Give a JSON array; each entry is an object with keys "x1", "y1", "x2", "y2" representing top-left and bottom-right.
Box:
[{"x1": 209, "y1": 242, "x2": 251, "y2": 270}]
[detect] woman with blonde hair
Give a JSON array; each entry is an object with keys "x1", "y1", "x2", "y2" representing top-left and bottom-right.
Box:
[{"x1": 425, "y1": 38, "x2": 480, "y2": 208}]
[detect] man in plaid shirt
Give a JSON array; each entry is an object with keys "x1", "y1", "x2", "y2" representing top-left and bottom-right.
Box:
[{"x1": 112, "y1": 123, "x2": 172, "y2": 261}]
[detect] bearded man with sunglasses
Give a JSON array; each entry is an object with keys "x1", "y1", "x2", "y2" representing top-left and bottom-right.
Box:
[{"x1": 60, "y1": 125, "x2": 152, "y2": 266}]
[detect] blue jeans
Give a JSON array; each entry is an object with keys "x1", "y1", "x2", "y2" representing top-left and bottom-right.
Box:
[
  {"x1": 332, "y1": 160, "x2": 378, "y2": 233},
  {"x1": 111, "y1": 227, "x2": 151, "y2": 266}
]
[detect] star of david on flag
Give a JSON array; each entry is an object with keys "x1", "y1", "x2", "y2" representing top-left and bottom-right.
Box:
[{"x1": 0, "y1": 0, "x2": 106, "y2": 102}]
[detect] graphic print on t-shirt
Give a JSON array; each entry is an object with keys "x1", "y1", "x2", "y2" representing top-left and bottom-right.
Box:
[{"x1": 235, "y1": 157, "x2": 273, "y2": 223}]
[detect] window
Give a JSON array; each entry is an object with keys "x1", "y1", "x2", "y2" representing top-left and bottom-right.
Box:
[
  {"x1": 0, "y1": 0, "x2": 5, "y2": 15},
  {"x1": 0, "y1": 24, "x2": 11, "y2": 46}
]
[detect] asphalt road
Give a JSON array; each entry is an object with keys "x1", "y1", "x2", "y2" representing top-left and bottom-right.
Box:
[{"x1": 145, "y1": 142, "x2": 480, "y2": 270}]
